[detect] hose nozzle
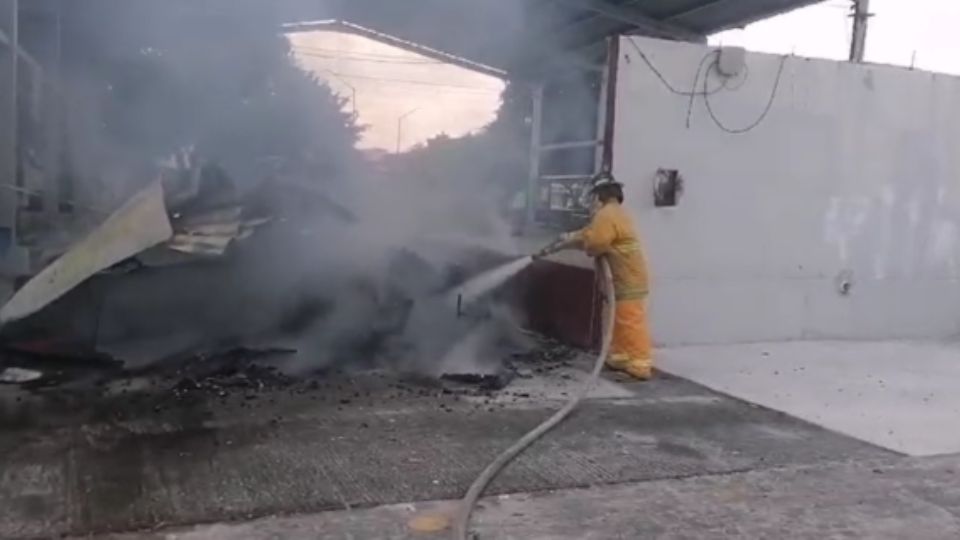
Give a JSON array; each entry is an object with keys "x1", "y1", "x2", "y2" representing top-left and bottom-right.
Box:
[{"x1": 533, "y1": 233, "x2": 575, "y2": 260}]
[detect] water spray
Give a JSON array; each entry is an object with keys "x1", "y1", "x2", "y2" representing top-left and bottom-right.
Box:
[{"x1": 447, "y1": 256, "x2": 534, "y2": 308}]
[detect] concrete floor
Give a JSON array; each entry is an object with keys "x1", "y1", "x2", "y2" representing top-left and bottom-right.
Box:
[
  {"x1": 105, "y1": 455, "x2": 960, "y2": 540},
  {"x1": 0, "y1": 350, "x2": 893, "y2": 539},
  {"x1": 658, "y1": 340, "x2": 960, "y2": 456}
]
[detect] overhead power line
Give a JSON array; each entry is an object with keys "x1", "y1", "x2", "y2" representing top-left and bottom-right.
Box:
[
  {"x1": 296, "y1": 49, "x2": 442, "y2": 66},
  {"x1": 292, "y1": 48, "x2": 502, "y2": 93},
  {"x1": 311, "y1": 69, "x2": 502, "y2": 93},
  {"x1": 297, "y1": 52, "x2": 440, "y2": 66},
  {"x1": 292, "y1": 46, "x2": 443, "y2": 66}
]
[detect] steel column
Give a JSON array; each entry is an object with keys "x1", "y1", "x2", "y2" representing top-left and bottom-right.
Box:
[
  {"x1": 554, "y1": 0, "x2": 704, "y2": 42},
  {"x1": 599, "y1": 37, "x2": 619, "y2": 174},
  {"x1": 0, "y1": 0, "x2": 19, "y2": 225},
  {"x1": 526, "y1": 84, "x2": 544, "y2": 228}
]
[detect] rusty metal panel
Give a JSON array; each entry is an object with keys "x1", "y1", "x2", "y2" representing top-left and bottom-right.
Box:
[{"x1": 517, "y1": 260, "x2": 600, "y2": 349}]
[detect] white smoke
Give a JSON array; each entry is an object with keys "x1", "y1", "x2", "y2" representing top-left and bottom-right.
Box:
[{"x1": 19, "y1": 0, "x2": 538, "y2": 376}]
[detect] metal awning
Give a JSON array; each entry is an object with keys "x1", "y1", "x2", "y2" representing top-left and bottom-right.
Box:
[
  {"x1": 17, "y1": 1, "x2": 826, "y2": 77},
  {"x1": 281, "y1": 0, "x2": 825, "y2": 75}
]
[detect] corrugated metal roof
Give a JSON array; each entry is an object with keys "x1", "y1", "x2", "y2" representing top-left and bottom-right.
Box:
[
  {"x1": 284, "y1": 0, "x2": 825, "y2": 74},
  {"x1": 586, "y1": 0, "x2": 825, "y2": 33}
]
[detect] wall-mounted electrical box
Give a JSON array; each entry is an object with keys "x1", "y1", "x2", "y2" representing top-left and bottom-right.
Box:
[
  {"x1": 717, "y1": 46, "x2": 746, "y2": 78},
  {"x1": 653, "y1": 168, "x2": 683, "y2": 207}
]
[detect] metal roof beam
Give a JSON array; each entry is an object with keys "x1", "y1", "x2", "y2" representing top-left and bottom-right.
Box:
[
  {"x1": 665, "y1": 0, "x2": 825, "y2": 33},
  {"x1": 556, "y1": 18, "x2": 627, "y2": 50},
  {"x1": 281, "y1": 19, "x2": 507, "y2": 79},
  {"x1": 553, "y1": 0, "x2": 705, "y2": 42},
  {"x1": 665, "y1": 0, "x2": 732, "y2": 23}
]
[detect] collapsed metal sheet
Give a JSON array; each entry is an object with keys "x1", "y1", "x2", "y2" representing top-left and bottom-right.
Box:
[
  {"x1": 167, "y1": 234, "x2": 235, "y2": 256},
  {"x1": 166, "y1": 209, "x2": 271, "y2": 256},
  {"x1": 0, "y1": 181, "x2": 174, "y2": 325}
]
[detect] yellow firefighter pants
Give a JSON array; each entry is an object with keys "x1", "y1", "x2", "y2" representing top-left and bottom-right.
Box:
[{"x1": 606, "y1": 299, "x2": 653, "y2": 380}]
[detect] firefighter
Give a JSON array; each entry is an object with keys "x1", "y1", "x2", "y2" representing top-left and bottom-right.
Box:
[{"x1": 534, "y1": 172, "x2": 653, "y2": 380}]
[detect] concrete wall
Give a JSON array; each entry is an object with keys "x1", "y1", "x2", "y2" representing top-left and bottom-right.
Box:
[{"x1": 614, "y1": 36, "x2": 960, "y2": 345}]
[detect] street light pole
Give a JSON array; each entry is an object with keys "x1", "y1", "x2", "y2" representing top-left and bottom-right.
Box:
[{"x1": 396, "y1": 107, "x2": 419, "y2": 154}]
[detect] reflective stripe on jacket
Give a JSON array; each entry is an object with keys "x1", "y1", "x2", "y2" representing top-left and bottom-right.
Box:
[{"x1": 576, "y1": 201, "x2": 649, "y2": 301}]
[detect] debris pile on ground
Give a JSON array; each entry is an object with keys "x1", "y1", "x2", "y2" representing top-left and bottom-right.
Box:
[
  {"x1": 141, "y1": 348, "x2": 299, "y2": 401},
  {"x1": 169, "y1": 363, "x2": 294, "y2": 400},
  {"x1": 440, "y1": 372, "x2": 515, "y2": 391},
  {"x1": 0, "y1": 333, "x2": 594, "y2": 436},
  {"x1": 0, "y1": 332, "x2": 585, "y2": 400},
  {"x1": 509, "y1": 335, "x2": 579, "y2": 376}
]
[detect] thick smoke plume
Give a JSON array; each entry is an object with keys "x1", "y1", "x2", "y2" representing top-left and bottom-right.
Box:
[{"x1": 33, "y1": 0, "x2": 536, "y2": 375}]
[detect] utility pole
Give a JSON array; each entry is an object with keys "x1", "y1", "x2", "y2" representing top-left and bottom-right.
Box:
[
  {"x1": 849, "y1": 0, "x2": 872, "y2": 63},
  {"x1": 395, "y1": 107, "x2": 419, "y2": 154}
]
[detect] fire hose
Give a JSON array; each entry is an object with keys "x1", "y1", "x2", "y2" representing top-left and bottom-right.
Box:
[{"x1": 453, "y1": 257, "x2": 616, "y2": 540}]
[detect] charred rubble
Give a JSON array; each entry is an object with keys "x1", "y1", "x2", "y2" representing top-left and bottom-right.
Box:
[
  {"x1": 0, "y1": 158, "x2": 534, "y2": 395},
  {"x1": 0, "y1": 1, "x2": 547, "y2": 401}
]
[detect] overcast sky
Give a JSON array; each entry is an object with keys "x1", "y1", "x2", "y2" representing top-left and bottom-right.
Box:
[
  {"x1": 293, "y1": 1, "x2": 960, "y2": 152},
  {"x1": 290, "y1": 30, "x2": 504, "y2": 152},
  {"x1": 713, "y1": 0, "x2": 960, "y2": 74}
]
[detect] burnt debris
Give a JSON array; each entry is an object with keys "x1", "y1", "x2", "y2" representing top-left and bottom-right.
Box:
[
  {"x1": 441, "y1": 371, "x2": 516, "y2": 391},
  {"x1": 0, "y1": 347, "x2": 123, "y2": 390}
]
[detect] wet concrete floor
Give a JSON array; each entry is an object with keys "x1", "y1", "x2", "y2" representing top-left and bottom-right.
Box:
[
  {"x1": 107, "y1": 455, "x2": 960, "y2": 540},
  {"x1": 0, "y1": 355, "x2": 893, "y2": 538}
]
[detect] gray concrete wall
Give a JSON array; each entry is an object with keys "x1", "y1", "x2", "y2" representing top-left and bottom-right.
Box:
[{"x1": 614, "y1": 36, "x2": 960, "y2": 345}]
